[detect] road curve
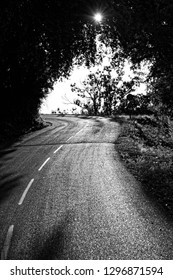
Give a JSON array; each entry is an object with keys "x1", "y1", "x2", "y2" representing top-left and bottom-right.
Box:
[{"x1": 0, "y1": 115, "x2": 173, "y2": 260}]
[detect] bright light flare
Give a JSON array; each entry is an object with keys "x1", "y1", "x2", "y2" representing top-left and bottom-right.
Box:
[{"x1": 94, "y1": 13, "x2": 103, "y2": 23}]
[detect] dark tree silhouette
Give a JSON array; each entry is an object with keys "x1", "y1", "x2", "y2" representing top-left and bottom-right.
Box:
[
  {"x1": 1, "y1": 0, "x2": 173, "y2": 139},
  {"x1": 0, "y1": 0, "x2": 100, "y2": 133},
  {"x1": 109, "y1": 0, "x2": 173, "y2": 112}
]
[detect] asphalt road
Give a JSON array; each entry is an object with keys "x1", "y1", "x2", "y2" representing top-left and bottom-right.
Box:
[{"x1": 0, "y1": 115, "x2": 173, "y2": 260}]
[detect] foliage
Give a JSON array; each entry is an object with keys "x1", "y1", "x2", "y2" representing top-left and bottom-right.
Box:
[
  {"x1": 118, "y1": 94, "x2": 152, "y2": 116},
  {"x1": 0, "y1": 0, "x2": 99, "y2": 127},
  {"x1": 71, "y1": 40, "x2": 144, "y2": 116},
  {"x1": 147, "y1": 73, "x2": 173, "y2": 116},
  {"x1": 71, "y1": 69, "x2": 146, "y2": 116},
  {"x1": 110, "y1": 0, "x2": 173, "y2": 64},
  {"x1": 71, "y1": 71, "x2": 102, "y2": 115},
  {"x1": 109, "y1": 0, "x2": 173, "y2": 112},
  {"x1": 116, "y1": 116, "x2": 173, "y2": 218},
  {"x1": 1, "y1": 0, "x2": 173, "y2": 134}
]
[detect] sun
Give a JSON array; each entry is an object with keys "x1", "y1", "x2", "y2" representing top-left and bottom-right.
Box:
[{"x1": 94, "y1": 13, "x2": 103, "y2": 23}]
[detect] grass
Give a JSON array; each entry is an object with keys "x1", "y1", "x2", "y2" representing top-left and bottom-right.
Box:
[{"x1": 116, "y1": 115, "x2": 173, "y2": 218}]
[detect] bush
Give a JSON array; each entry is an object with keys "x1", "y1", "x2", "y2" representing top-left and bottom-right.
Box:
[{"x1": 116, "y1": 117, "x2": 173, "y2": 218}]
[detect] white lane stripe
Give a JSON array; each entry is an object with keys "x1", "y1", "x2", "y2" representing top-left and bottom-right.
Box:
[
  {"x1": 66, "y1": 135, "x2": 74, "y2": 142},
  {"x1": 75, "y1": 128, "x2": 83, "y2": 135},
  {"x1": 1, "y1": 225, "x2": 14, "y2": 260},
  {"x1": 66, "y1": 128, "x2": 83, "y2": 142},
  {"x1": 18, "y1": 178, "x2": 34, "y2": 205},
  {"x1": 38, "y1": 157, "x2": 50, "y2": 171},
  {"x1": 54, "y1": 145, "x2": 63, "y2": 154}
]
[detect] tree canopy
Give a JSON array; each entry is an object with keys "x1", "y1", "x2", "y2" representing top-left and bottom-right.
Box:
[
  {"x1": 0, "y1": 0, "x2": 100, "y2": 125},
  {"x1": 0, "y1": 0, "x2": 173, "y2": 132},
  {"x1": 108, "y1": 0, "x2": 173, "y2": 110}
]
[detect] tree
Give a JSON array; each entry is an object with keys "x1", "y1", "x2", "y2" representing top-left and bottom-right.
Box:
[
  {"x1": 71, "y1": 71, "x2": 102, "y2": 115},
  {"x1": 71, "y1": 64, "x2": 141, "y2": 116},
  {"x1": 108, "y1": 0, "x2": 173, "y2": 112},
  {"x1": 109, "y1": 0, "x2": 173, "y2": 64},
  {"x1": 0, "y1": 0, "x2": 99, "y2": 129},
  {"x1": 2, "y1": 0, "x2": 170, "y2": 133}
]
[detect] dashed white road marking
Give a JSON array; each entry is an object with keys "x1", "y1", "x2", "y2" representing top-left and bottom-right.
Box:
[
  {"x1": 66, "y1": 128, "x2": 83, "y2": 142},
  {"x1": 1, "y1": 225, "x2": 14, "y2": 260},
  {"x1": 18, "y1": 178, "x2": 35, "y2": 205},
  {"x1": 1, "y1": 126, "x2": 86, "y2": 259},
  {"x1": 54, "y1": 145, "x2": 63, "y2": 154},
  {"x1": 75, "y1": 128, "x2": 83, "y2": 136},
  {"x1": 38, "y1": 157, "x2": 50, "y2": 171},
  {"x1": 66, "y1": 135, "x2": 74, "y2": 142}
]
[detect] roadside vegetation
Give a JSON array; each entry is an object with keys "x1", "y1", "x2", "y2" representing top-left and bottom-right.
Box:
[
  {"x1": 0, "y1": 115, "x2": 48, "y2": 145},
  {"x1": 116, "y1": 115, "x2": 173, "y2": 218}
]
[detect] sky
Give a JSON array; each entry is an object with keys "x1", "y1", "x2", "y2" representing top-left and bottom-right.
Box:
[
  {"x1": 39, "y1": 61, "x2": 148, "y2": 115},
  {"x1": 40, "y1": 66, "x2": 88, "y2": 114}
]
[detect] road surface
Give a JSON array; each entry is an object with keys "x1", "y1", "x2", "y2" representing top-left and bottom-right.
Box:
[{"x1": 0, "y1": 115, "x2": 173, "y2": 259}]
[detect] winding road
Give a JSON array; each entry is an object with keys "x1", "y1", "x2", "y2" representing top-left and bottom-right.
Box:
[{"x1": 0, "y1": 115, "x2": 173, "y2": 260}]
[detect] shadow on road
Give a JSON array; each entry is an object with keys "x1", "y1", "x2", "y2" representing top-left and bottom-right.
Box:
[
  {"x1": 76, "y1": 115, "x2": 92, "y2": 119},
  {"x1": 32, "y1": 213, "x2": 73, "y2": 260},
  {"x1": 76, "y1": 114, "x2": 128, "y2": 124},
  {"x1": 109, "y1": 115, "x2": 128, "y2": 125},
  {"x1": 35, "y1": 229, "x2": 65, "y2": 260},
  {"x1": 0, "y1": 147, "x2": 21, "y2": 203},
  {"x1": 138, "y1": 165, "x2": 173, "y2": 223},
  {"x1": 0, "y1": 174, "x2": 22, "y2": 203}
]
